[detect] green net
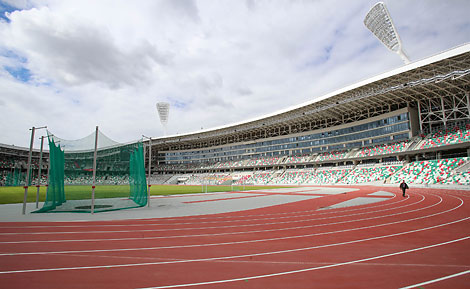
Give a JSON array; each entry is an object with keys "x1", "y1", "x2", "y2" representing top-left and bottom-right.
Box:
[
  {"x1": 5, "y1": 168, "x2": 27, "y2": 186},
  {"x1": 33, "y1": 130, "x2": 147, "y2": 213}
]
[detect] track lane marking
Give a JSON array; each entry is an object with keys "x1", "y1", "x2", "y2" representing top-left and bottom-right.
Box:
[
  {"x1": 0, "y1": 190, "x2": 400, "y2": 229},
  {"x1": 0, "y1": 189, "x2": 398, "y2": 230},
  {"x1": 0, "y1": 194, "x2": 434, "y2": 244},
  {"x1": 399, "y1": 270, "x2": 470, "y2": 289},
  {"x1": 0, "y1": 215, "x2": 466, "y2": 274},
  {"x1": 135, "y1": 237, "x2": 470, "y2": 289},
  {"x1": 0, "y1": 196, "x2": 461, "y2": 256},
  {"x1": 0, "y1": 194, "x2": 424, "y2": 236}
]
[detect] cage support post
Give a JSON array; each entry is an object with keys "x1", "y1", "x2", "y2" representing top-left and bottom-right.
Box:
[
  {"x1": 147, "y1": 137, "x2": 152, "y2": 207},
  {"x1": 22, "y1": 126, "x2": 46, "y2": 215},
  {"x1": 35, "y1": 136, "x2": 45, "y2": 208},
  {"x1": 91, "y1": 126, "x2": 99, "y2": 214}
]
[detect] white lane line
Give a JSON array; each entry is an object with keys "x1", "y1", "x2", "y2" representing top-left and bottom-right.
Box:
[
  {"x1": 135, "y1": 237, "x2": 470, "y2": 289},
  {"x1": 0, "y1": 192, "x2": 398, "y2": 231},
  {"x1": 0, "y1": 194, "x2": 423, "y2": 236},
  {"x1": 0, "y1": 194, "x2": 434, "y2": 244},
  {"x1": 0, "y1": 190, "x2": 399, "y2": 229},
  {"x1": 0, "y1": 214, "x2": 467, "y2": 274},
  {"x1": 0, "y1": 194, "x2": 455, "y2": 256},
  {"x1": 399, "y1": 270, "x2": 470, "y2": 289},
  {"x1": 0, "y1": 211, "x2": 466, "y2": 257},
  {"x1": 0, "y1": 194, "x2": 439, "y2": 245}
]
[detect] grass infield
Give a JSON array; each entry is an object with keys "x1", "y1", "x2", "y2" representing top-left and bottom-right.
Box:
[{"x1": 0, "y1": 184, "x2": 291, "y2": 204}]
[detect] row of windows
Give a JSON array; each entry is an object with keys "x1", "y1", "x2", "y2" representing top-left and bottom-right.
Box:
[{"x1": 165, "y1": 113, "x2": 409, "y2": 162}]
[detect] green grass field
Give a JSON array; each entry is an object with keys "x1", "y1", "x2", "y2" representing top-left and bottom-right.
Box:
[{"x1": 0, "y1": 184, "x2": 290, "y2": 204}]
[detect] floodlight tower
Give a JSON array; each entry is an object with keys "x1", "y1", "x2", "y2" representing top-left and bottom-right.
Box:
[
  {"x1": 364, "y1": 2, "x2": 410, "y2": 64},
  {"x1": 156, "y1": 102, "x2": 170, "y2": 136}
]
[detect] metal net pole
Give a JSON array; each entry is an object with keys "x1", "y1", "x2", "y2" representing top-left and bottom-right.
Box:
[
  {"x1": 147, "y1": 138, "x2": 152, "y2": 207},
  {"x1": 91, "y1": 126, "x2": 99, "y2": 214},
  {"x1": 35, "y1": 136, "x2": 45, "y2": 208},
  {"x1": 22, "y1": 127, "x2": 35, "y2": 215}
]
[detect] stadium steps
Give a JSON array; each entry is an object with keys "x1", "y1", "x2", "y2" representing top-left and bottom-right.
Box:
[
  {"x1": 346, "y1": 148, "x2": 359, "y2": 158},
  {"x1": 270, "y1": 169, "x2": 286, "y2": 183},
  {"x1": 455, "y1": 159, "x2": 470, "y2": 173},
  {"x1": 336, "y1": 164, "x2": 356, "y2": 183},
  {"x1": 407, "y1": 136, "x2": 424, "y2": 151},
  {"x1": 165, "y1": 175, "x2": 181, "y2": 184}
]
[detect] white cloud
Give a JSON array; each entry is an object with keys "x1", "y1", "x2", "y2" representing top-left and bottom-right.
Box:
[{"x1": 1, "y1": 0, "x2": 469, "y2": 148}]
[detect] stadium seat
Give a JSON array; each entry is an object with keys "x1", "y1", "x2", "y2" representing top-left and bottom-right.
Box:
[{"x1": 389, "y1": 157, "x2": 467, "y2": 184}]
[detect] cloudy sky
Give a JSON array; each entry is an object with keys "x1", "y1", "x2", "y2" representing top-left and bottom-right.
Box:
[{"x1": 1, "y1": 0, "x2": 469, "y2": 148}]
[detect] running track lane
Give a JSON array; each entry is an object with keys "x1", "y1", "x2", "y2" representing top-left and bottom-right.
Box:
[{"x1": 0, "y1": 186, "x2": 468, "y2": 289}]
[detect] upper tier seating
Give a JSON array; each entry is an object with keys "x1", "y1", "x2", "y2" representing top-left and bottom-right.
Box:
[
  {"x1": 416, "y1": 124, "x2": 470, "y2": 150},
  {"x1": 354, "y1": 141, "x2": 411, "y2": 158},
  {"x1": 245, "y1": 157, "x2": 281, "y2": 167},
  {"x1": 314, "y1": 150, "x2": 348, "y2": 162},
  {"x1": 283, "y1": 155, "x2": 312, "y2": 164}
]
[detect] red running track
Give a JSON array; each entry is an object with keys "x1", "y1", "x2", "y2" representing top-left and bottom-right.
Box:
[{"x1": 0, "y1": 186, "x2": 468, "y2": 289}]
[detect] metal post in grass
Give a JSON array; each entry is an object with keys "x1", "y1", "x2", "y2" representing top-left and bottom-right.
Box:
[
  {"x1": 91, "y1": 126, "x2": 99, "y2": 214},
  {"x1": 142, "y1": 135, "x2": 153, "y2": 207},
  {"x1": 22, "y1": 126, "x2": 46, "y2": 215},
  {"x1": 35, "y1": 136, "x2": 45, "y2": 208}
]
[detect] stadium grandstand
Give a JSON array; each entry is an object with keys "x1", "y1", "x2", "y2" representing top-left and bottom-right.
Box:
[{"x1": 1, "y1": 44, "x2": 470, "y2": 187}]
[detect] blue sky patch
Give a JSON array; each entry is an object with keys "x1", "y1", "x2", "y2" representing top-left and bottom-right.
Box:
[
  {"x1": 4, "y1": 65, "x2": 32, "y2": 82},
  {"x1": 170, "y1": 99, "x2": 188, "y2": 109},
  {"x1": 1, "y1": 49, "x2": 27, "y2": 63},
  {"x1": 0, "y1": 1, "x2": 19, "y2": 22}
]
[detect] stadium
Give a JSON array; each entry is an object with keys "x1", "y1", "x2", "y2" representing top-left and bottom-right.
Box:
[
  {"x1": 4, "y1": 44, "x2": 469, "y2": 188},
  {"x1": 0, "y1": 2, "x2": 469, "y2": 289}
]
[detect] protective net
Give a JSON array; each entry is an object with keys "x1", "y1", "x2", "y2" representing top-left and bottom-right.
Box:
[
  {"x1": 33, "y1": 129, "x2": 147, "y2": 213},
  {"x1": 4, "y1": 168, "x2": 28, "y2": 187}
]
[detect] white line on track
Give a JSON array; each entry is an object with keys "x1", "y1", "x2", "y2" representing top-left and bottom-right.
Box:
[
  {"x1": 0, "y1": 194, "x2": 455, "y2": 256},
  {"x1": 135, "y1": 237, "x2": 470, "y2": 289},
  {"x1": 0, "y1": 191, "x2": 399, "y2": 229},
  {"x1": 399, "y1": 269, "x2": 470, "y2": 289},
  {"x1": 0, "y1": 194, "x2": 422, "y2": 236},
  {"x1": 0, "y1": 213, "x2": 467, "y2": 274},
  {"x1": 0, "y1": 193, "x2": 436, "y2": 244},
  {"x1": 1, "y1": 230, "x2": 468, "y2": 289},
  {"x1": 0, "y1": 210, "x2": 466, "y2": 257}
]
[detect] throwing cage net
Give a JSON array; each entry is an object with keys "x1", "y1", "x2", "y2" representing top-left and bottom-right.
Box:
[{"x1": 33, "y1": 128, "x2": 147, "y2": 213}]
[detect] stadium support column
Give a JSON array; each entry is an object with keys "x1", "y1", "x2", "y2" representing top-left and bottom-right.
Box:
[
  {"x1": 440, "y1": 96, "x2": 447, "y2": 128},
  {"x1": 91, "y1": 126, "x2": 99, "y2": 214},
  {"x1": 22, "y1": 126, "x2": 46, "y2": 215},
  {"x1": 466, "y1": 92, "x2": 470, "y2": 119},
  {"x1": 417, "y1": 101, "x2": 423, "y2": 133}
]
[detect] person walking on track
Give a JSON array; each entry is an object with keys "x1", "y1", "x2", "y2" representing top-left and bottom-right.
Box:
[{"x1": 400, "y1": 180, "x2": 409, "y2": 197}]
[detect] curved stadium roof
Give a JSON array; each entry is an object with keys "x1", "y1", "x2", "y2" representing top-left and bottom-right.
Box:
[{"x1": 153, "y1": 44, "x2": 470, "y2": 150}]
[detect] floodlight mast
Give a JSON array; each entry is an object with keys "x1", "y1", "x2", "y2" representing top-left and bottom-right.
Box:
[
  {"x1": 364, "y1": 2, "x2": 410, "y2": 64},
  {"x1": 156, "y1": 102, "x2": 170, "y2": 136}
]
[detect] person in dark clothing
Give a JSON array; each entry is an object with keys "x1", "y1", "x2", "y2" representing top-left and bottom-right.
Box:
[{"x1": 399, "y1": 180, "x2": 409, "y2": 197}]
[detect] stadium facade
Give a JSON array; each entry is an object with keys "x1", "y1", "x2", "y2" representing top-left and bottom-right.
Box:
[{"x1": 1, "y1": 44, "x2": 470, "y2": 186}]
